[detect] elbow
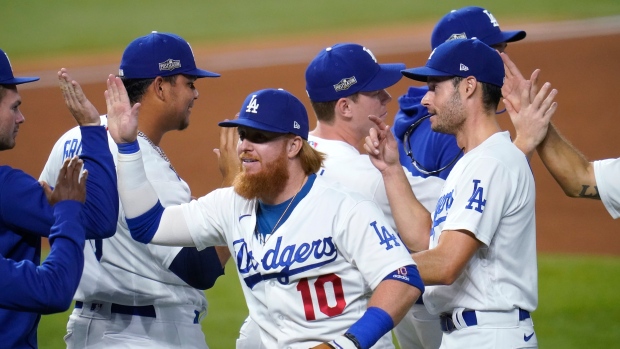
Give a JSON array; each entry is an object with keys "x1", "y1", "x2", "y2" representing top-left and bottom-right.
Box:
[{"x1": 435, "y1": 268, "x2": 460, "y2": 286}]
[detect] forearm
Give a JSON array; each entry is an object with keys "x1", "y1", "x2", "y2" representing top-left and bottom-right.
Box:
[
  {"x1": 537, "y1": 123, "x2": 598, "y2": 199},
  {"x1": 0, "y1": 201, "x2": 85, "y2": 314},
  {"x1": 381, "y1": 165, "x2": 431, "y2": 252},
  {"x1": 79, "y1": 126, "x2": 119, "y2": 238}
]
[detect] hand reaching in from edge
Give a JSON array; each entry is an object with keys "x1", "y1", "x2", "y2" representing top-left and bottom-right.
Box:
[
  {"x1": 105, "y1": 74, "x2": 140, "y2": 144},
  {"x1": 58, "y1": 68, "x2": 100, "y2": 126}
]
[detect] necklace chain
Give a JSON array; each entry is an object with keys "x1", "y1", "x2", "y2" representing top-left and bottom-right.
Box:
[
  {"x1": 256, "y1": 178, "x2": 306, "y2": 245},
  {"x1": 137, "y1": 131, "x2": 178, "y2": 175}
]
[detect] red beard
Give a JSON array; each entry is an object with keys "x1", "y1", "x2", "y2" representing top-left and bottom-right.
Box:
[{"x1": 233, "y1": 147, "x2": 290, "y2": 200}]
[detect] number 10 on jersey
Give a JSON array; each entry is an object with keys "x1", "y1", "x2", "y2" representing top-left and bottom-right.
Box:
[{"x1": 296, "y1": 273, "x2": 346, "y2": 320}]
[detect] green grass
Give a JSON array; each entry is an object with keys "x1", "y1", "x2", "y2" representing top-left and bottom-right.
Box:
[
  {"x1": 2, "y1": 0, "x2": 620, "y2": 60},
  {"x1": 37, "y1": 254, "x2": 620, "y2": 349}
]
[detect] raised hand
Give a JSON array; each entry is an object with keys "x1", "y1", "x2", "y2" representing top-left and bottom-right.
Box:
[
  {"x1": 500, "y1": 52, "x2": 540, "y2": 114},
  {"x1": 214, "y1": 115, "x2": 241, "y2": 187},
  {"x1": 58, "y1": 68, "x2": 100, "y2": 126},
  {"x1": 363, "y1": 115, "x2": 400, "y2": 172},
  {"x1": 50, "y1": 156, "x2": 88, "y2": 205},
  {"x1": 505, "y1": 79, "x2": 558, "y2": 158},
  {"x1": 104, "y1": 74, "x2": 140, "y2": 144}
]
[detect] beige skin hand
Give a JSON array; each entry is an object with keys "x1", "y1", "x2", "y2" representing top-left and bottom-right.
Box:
[
  {"x1": 58, "y1": 68, "x2": 101, "y2": 126},
  {"x1": 49, "y1": 156, "x2": 88, "y2": 205},
  {"x1": 501, "y1": 52, "x2": 558, "y2": 159},
  {"x1": 363, "y1": 115, "x2": 400, "y2": 172},
  {"x1": 105, "y1": 74, "x2": 140, "y2": 144},
  {"x1": 214, "y1": 114, "x2": 241, "y2": 187}
]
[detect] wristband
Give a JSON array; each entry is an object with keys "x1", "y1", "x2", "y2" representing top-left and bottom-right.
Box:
[{"x1": 117, "y1": 140, "x2": 140, "y2": 154}]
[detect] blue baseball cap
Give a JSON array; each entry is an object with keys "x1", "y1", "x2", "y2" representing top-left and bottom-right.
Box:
[
  {"x1": 219, "y1": 88, "x2": 309, "y2": 140},
  {"x1": 0, "y1": 49, "x2": 39, "y2": 85},
  {"x1": 431, "y1": 6, "x2": 526, "y2": 49},
  {"x1": 402, "y1": 39, "x2": 505, "y2": 88},
  {"x1": 305, "y1": 43, "x2": 405, "y2": 102},
  {"x1": 119, "y1": 31, "x2": 220, "y2": 79}
]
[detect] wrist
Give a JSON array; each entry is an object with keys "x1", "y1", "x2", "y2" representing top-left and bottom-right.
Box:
[
  {"x1": 117, "y1": 140, "x2": 140, "y2": 154},
  {"x1": 325, "y1": 334, "x2": 360, "y2": 349}
]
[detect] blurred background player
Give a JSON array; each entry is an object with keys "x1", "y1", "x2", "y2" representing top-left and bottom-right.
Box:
[
  {"x1": 107, "y1": 84, "x2": 424, "y2": 349},
  {"x1": 40, "y1": 32, "x2": 231, "y2": 348},
  {"x1": 389, "y1": 7, "x2": 528, "y2": 349},
  {"x1": 0, "y1": 48, "x2": 118, "y2": 348},
  {"x1": 305, "y1": 43, "x2": 444, "y2": 253},
  {"x1": 392, "y1": 6, "x2": 526, "y2": 179}
]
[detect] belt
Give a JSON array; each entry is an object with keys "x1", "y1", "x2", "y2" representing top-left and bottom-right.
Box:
[
  {"x1": 440, "y1": 309, "x2": 530, "y2": 333},
  {"x1": 75, "y1": 301, "x2": 156, "y2": 318}
]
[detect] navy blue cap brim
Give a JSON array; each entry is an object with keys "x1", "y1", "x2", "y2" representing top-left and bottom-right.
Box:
[
  {"x1": 401, "y1": 67, "x2": 453, "y2": 82},
  {"x1": 0, "y1": 76, "x2": 40, "y2": 85},
  {"x1": 483, "y1": 30, "x2": 526, "y2": 46},
  {"x1": 359, "y1": 63, "x2": 406, "y2": 92},
  {"x1": 192, "y1": 68, "x2": 220, "y2": 78},
  {"x1": 218, "y1": 118, "x2": 290, "y2": 135}
]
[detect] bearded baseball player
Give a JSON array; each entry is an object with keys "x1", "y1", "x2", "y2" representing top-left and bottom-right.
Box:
[
  {"x1": 0, "y1": 49, "x2": 118, "y2": 348},
  {"x1": 366, "y1": 39, "x2": 558, "y2": 348},
  {"x1": 39, "y1": 32, "x2": 229, "y2": 348},
  {"x1": 388, "y1": 7, "x2": 529, "y2": 349},
  {"x1": 304, "y1": 43, "x2": 444, "y2": 253},
  {"x1": 106, "y1": 82, "x2": 424, "y2": 349}
]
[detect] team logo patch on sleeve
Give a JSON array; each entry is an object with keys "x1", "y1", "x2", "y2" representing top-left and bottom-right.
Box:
[{"x1": 465, "y1": 179, "x2": 487, "y2": 213}]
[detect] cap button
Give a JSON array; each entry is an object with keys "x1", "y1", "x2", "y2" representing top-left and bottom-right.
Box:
[
  {"x1": 151, "y1": 30, "x2": 158, "y2": 33},
  {"x1": 326, "y1": 47, "x2": 332, "y2": 52}
]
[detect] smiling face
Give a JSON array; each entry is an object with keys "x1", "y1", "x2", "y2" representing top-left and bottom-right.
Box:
[
  {"x1": 422, "y1": 77, "x2": 466, "y2": 135},
  {"x1": 233, "y1": 126, "x2": 292, "y2": 200},
  {"x1": 0, "y1": 86, "x2": 25, "y2": 151},
  {"x1": 166, "y1": 75, "x2": 199, "y2": 131}
]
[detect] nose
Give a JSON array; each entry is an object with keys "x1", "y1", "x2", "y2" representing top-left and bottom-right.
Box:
[
  {"x1": 16, "y1": 110, "x2": 25, "y2": 124},
  {"x1": 421, "y1": 91, "x2": 431, "y2": 107},
  {"x1": 194, "y1": 88, "x2": 199, "y2": 99},
  {"x1": 380, "y1": 89, "x2": 392, "y2": 104}
]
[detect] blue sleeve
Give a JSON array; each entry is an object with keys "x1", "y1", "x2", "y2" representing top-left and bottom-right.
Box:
[
  {"x1": 126, "y1": 200, "x2": 165, "y2": 244},
  {"x1": 78, "y1": 126, "x2": 119, "y2": 239},
  {"x1": 0, "y1": 167, "x2": 55, "y2": 237},
  {"x1": 168, "y1": 246, "x2": 225, "y2": 290},
  {"x1": 0, "y1": 200, "x2": 85, "y2": 314}
]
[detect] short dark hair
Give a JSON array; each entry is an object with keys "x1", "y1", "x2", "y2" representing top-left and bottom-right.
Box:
[
  {"x1": 120, "y1": 75, "x2": 177, "y2": 105},
  {"x1": 309, "y1": 93, "x2": 359, "y2": 124},
  {"x1": 452, "y1": 76, "x2": 501, "y2": 113}
]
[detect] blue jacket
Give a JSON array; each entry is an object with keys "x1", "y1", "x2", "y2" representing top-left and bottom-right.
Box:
[
  {"x1": 0, "y1": 126, "x2": 118, "y2": 348},
  {"x1": 392, "y1": 86, "x2": 462, "y2": 180}
]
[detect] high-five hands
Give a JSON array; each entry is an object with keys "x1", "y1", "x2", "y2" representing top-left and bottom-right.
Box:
[{"x1": 104, "y1": 74, "x2": 140, "y2": 144}]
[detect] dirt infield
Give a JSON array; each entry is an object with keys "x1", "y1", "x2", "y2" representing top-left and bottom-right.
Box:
[{"x1": 5, "y1": 19, "x2": 619, "y2": 255}]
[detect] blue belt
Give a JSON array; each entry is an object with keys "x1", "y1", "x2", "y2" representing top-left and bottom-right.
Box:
[
  {"x1": 75, "y1": 301, "x2": 156, "y2": 318},
  {"x1": 440, "y1": 309, "x2": 530, "y2": 333}
]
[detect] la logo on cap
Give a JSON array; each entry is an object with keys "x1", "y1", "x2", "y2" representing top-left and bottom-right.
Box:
[
  {"x1": 246, "y1": 95, "x2": 260, "y2": 113},
  {"x1": 483, "y1": 9, "x2": 500, "y2": 27}
]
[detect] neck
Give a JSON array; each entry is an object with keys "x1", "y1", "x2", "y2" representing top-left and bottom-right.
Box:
[
  {"x1": 310, "y1": 122, "x2": 361, "y2": 150},
  {"x1": 455, "y1": 110, "x2": 501, "y2": 153}
]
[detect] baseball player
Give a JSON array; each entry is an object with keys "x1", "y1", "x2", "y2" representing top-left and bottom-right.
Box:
[
  {"x1": 304, "y1": 43, "x2": 444, "y2": 253},
  {"x1": 501, "y1": 51, "x2": 620, "y2": 219},
  {"x1": 106, "y1": 83, "x2": 424, "y2": 349},
  {"x1": 365, "y1": 39, "x2": 558, "y2": 348},
  {"x1": 393, "y1": 6, "x2": 527, "y2": 180},
  {"x1": 0, "y1": 49, "x2": 118, "y2": 348},
  {"x1": 40, "y1": 32, "x2": 230, "y2": 348},
  {"x1": 390, "y1": 7, "x2": 528, "y2": 348}
]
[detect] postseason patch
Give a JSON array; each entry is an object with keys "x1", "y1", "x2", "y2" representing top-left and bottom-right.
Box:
[
  {"x1": 159, "y1": 58, "x2": 181, "y2": 71},
  {"x1": 333, "y1": 76, "x2": 357, "y2": 92}
]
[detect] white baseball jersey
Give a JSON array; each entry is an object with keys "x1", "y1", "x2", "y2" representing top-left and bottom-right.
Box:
[
  {"x1": 594, "y1": 158, "x2": 620, "y2": 219},
  {"x1": 40, "y1": 116, "x2": 207, "y2": 308},
  {"x1": 308, "y1": 135, "x2": 444, "y2": 232},
  {"x1": 183, "y1": 174, "x2": 415, "y2": 348},
  {"x1": 423, "y1": 132, "x2": 538, "y2": 315}
]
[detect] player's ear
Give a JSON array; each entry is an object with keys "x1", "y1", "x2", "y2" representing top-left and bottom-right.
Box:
[
  {"x1": 335, "y1": 97, "x2": 353, "y2": 120},
  {"x1": 464, "y1": 76, "x2": 477, "y2": 96},
  {"x1": 287, "y1": 136, "x2": 303, "y2": 158},
  {"x1": 152, "y1": 76, "x2": 166, "y2": 100}
]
